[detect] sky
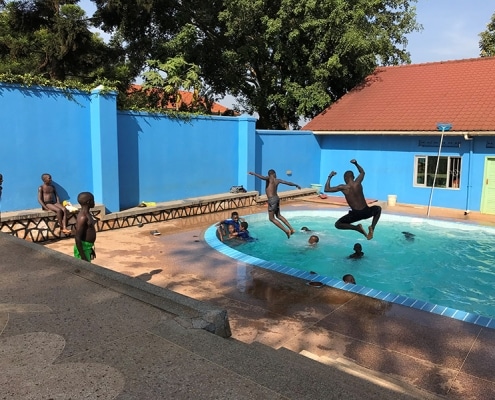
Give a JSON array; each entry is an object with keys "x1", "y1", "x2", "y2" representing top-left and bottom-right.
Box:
[{"x1": 407, "y1": 0, "x2": 495, "y2": 63}]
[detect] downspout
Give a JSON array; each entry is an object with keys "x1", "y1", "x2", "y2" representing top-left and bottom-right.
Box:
[
  {"x1": 427, "y1": 123, "x2": 452, "y2": 217},
  {"x1": 465, "y1": 135, "x2": 474, "y2": 214}
]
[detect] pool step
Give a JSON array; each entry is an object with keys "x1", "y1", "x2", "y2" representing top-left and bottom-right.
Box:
[
  {"x1": 298, "y1": 350, "x2": 438, "y2": 399},
  {"x1": 152, "y1": 318, "x2": 442, "y2": 399}
]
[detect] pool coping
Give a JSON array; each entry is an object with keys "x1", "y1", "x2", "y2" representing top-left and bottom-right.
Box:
[{"x1": 205, "y1": 210, "x2": 495, "y2": 330}]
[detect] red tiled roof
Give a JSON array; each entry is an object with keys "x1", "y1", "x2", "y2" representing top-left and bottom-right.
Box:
[
  {"x1": 128, "y1": 84, "x2": 232, "y2": 114},
  {"x1": 303, "y1": 57, "x2": 495, "y2": 132}
]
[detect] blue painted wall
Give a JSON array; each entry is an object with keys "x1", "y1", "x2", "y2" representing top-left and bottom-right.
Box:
[
  {"x1": 250, "y1": 130, "x2": 321, "y2": 194},
  {"x1": 1, "y1": 83, "x2": 493, "y2": 214},
  {"x1": 319, "y1": 135, "x2": 494, "y2": 212},
  {"x1": 116, "y1": 112, "x2": 254, "y2": 209},
  {"x1": 0, "y1": 84, "x2": 93, "y2": 211}
]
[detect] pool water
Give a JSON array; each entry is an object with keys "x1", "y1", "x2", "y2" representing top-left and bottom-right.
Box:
[{"x1": 211, "y1": 210, "x2": 495, "y2": 320}]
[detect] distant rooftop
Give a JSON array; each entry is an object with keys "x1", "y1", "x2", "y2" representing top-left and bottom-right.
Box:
[{"x1": 128, "y1": 84, "x2": 233, "y2": 115}]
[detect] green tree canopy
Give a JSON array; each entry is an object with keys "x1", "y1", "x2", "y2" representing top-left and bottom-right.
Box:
[
  {"x1": 480, "y1": 10, "x2": 495, "y2": 57},
  {"x1": 0, "y1": 0, "x2": 126, "y2": 82}
]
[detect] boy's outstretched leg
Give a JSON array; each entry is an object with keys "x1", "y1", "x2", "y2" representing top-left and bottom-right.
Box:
[
  {"x1": 268, "y1": 212, "x2": 292, "y2": 238},
  {"x1": 367, "y1": 205, "x2": 382, "y2": 240},
  {"x1": 276, "y1": 213, "x2": 295, "y2": 235}
]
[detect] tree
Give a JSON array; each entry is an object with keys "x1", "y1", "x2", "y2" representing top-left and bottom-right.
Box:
[
  {"x1": 91, "y1": 0, "x2": 422, "y2": 128},
  {"x1": 212, "y1": 0, "x2": 420, "y2": 129},
  {"x1": 480, "y1": 11, "x2": 495, "y2": 57},
  {"x1": 0, "y1": 0, "x2": 124, "y2": 82}
]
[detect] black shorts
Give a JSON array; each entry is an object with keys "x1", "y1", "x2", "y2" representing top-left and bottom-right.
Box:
[{"x1": 338, "y1": 205, "x2": 380, "y2": 224}]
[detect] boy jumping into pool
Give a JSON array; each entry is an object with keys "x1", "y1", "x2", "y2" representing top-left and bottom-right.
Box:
[
  {"x1": 249, "y1": 169, "x2": 301, "y2": 238},
  {"x1": 324, "y1": 159, "x2": 381, "y2": 240}
]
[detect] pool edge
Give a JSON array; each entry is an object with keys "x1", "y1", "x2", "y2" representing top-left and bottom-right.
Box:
[{"x1": 204, "y1": 213, "x2": 495, "y2": 330}]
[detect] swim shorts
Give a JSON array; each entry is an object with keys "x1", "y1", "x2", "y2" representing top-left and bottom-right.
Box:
[
  {"x1": 74, "y1": 241, "x2": 95, "y2": 262},
  {"x1": 338, "y1": 205, "x2": 381, "y2": 224},
  {"x1": 267, "y1": 195, "x2": 280, "y2": 213}
]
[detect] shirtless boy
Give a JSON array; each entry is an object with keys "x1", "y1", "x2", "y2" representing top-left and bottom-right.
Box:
[
  {"x1": 324, "y1": 159, "x2": 381, "y2": 240},
  {"x1": 74, "y1": 192, "x2": 96, "y2": 262},
  {"x1": 37, "y1": 173, "x2": 70, "y2": 235},
  {"x1": 249, "y1": 169, "x2": 301, "y2": 238},
  {"x1": 349, "y1": 243, "x2": 364, "y2": 259}
]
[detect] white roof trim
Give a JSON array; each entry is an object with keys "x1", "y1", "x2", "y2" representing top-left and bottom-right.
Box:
[{"x1": 311, "y1": 130, "x2": 495, "y2": 136}]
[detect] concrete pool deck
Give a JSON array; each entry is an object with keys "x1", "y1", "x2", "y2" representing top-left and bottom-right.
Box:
[{"x1": 3, "y1": 198, "x2": 495, "y2": 398}]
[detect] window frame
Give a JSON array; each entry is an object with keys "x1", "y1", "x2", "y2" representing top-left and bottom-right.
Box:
[{"x1": 413, "y1": 155, "x2": 461, "y2": 189}]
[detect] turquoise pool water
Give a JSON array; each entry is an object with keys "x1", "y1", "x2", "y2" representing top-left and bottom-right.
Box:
[{"x1": 205, "y1": 210, "x2": 495, "y2": 328}]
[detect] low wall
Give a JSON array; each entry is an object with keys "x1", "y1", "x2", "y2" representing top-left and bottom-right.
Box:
[
  {"x1": 0, "y1": 190, "x2": 317, "y2": 242},
  {"x1": 0, "y1": 192, "x2": 258, "y2": 242}
]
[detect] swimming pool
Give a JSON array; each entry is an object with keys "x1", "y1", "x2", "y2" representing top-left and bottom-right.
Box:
[{"x1": 204, "y1": 210, "x2": 495, "y2": 329}]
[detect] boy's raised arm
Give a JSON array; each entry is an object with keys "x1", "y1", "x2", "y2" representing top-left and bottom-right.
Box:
[
  {"x1": 279, "y1": 179, "x2": 301, "y2": 189},
  {"x1": 248, "y1": 171, "x2": 267, "y2": 180}
]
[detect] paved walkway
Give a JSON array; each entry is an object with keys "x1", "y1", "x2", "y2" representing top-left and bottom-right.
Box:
[{"x1": 3, "y1": 198, "x2": 495, "y2": 398}]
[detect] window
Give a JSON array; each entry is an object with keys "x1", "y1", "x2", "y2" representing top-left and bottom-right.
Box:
[{"x1": 414, "y1": 156, "x2": 461, "y2": 188}]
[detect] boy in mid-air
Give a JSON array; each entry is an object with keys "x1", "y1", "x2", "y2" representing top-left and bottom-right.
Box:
[{"x1": 249, "y1": 169, "x2": 301, "y2": 238}]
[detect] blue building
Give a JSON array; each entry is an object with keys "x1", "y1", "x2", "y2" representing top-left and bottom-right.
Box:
[{"x1": 304, "y1": 57, "x2": 495, "y2": 214}]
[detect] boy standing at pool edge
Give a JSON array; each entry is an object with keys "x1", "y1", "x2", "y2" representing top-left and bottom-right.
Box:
[
  {"x1": 74, "y1": 192, "x2": 97, "y2": 262},
  {"x1": 249, "y1": 169, "x2": 301, "y2": 238}
]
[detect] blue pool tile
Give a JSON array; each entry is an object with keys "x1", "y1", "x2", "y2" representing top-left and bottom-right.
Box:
[
  {"x1": 348, "y1": 285, "x2": 365, "y2": 293},
  {"x1": 263, "y1": 262, "x2": 278, "y2": 270},
  {"x1": 419, "y1": 302, "x2": 436, "y2": 312},
  {"x1": 257, "y1": 260, "x2": 274, "y2": 268},
  {"x1": 372, "y1": 291, "x2": 388, "y2": 300},
  {"x1": 473, "y1": 315, "x2": 491, "y2": 327},
  {"x1": 293, "y1": 270, "x2": 306, "y2": 278},
  {"x1": 410, "y1": 300, "x2": 427, "y2": 310},
  {"x1": 486, "y1": 319, "x2": 495, "y2": 329},
  {"x1": 364, "y1": 288, "x2": 380, "y2": 297},
  {"x1": 462, "y1": 312, "x2": 481, "y2": 324},
  {"x1": 452, "y1": 310, "x2": 469, "y2": 321},
  {"x1": 394, "y1": 295, "x2": 408, "y2": 305},
  {"x1": 333, "y1": 281, "x2": 346, "y2": 289},
  {"x1": 439, "y1": 307, "x2": 456, "y2": 318},
  {"x1": 299, "y1": 272, "x2": 312, "y2": 280},
  {"x1": 325, "y1": 278, "x2": 341, "y2": 286},
  {"x1": 383, "y1": 293, "x2": 398, "y2": 302},
  {"x1": 401, "y1": 297, "x2": 416, "y2": 307}
]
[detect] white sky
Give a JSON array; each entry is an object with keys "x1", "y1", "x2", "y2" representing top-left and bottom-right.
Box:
[{"x1": 407, "y1": 0, "x2": 494, "y2": 63}]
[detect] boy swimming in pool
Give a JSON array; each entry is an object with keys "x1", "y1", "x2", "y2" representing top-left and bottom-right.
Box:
[
  {"x1": 216, "y1": 211, "x2": 244, "y2": 240},
  {"x1": 235, "y1": 221, "x2": 253, "y2": 241},
  {"x1": 308, "y1": 235, "x2": 319, "y2": 246},
  {"x1": 343, "y1": 274, "x2": 356, "y2": 284},
  {"x1": 248, "y1": 169, "x2": 301, "y2": 238},
  {"x1": 324, "y1": 159, "x2": 381, "y2": 240},
  {"x1": 349, "y1": 243, "x2": 364, "y2": 259}
]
